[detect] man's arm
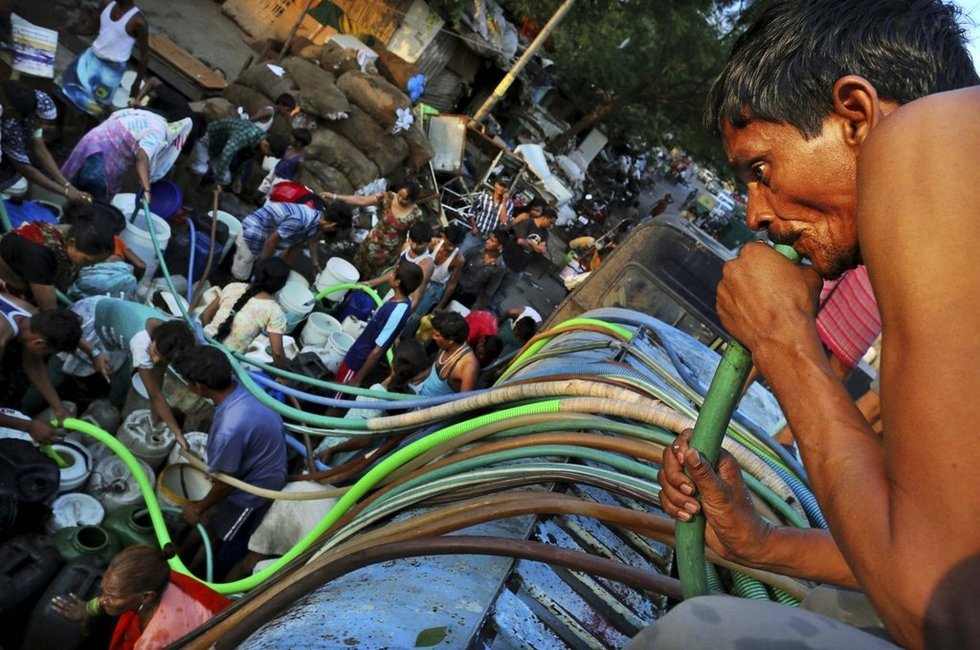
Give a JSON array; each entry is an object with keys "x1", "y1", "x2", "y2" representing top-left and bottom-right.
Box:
[
  {"x1": 21, "y1": 351, "x2": 67, "y2": 419},
  {"x1": 139, "y1": 366, "x2": 184, "y2": 445},
  {"x1": 259, "y1": 231, "x2": 282, "y2": 261}
]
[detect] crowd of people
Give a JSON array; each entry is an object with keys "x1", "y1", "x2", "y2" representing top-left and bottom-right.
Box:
[
  {"x1": 0, "y1": 8, "x2": 555, "y2": 647},
  {"x1": 1, "y1": 0, "x2": 975, "y2": 646}
]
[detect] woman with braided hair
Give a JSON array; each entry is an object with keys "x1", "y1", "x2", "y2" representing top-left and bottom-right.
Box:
[
  {"x1": 50, "y1": 544, "x2": 229, "y2": 649},
  {"x1": 201, "y1": 257, "x2": 290, "y2": 370}
]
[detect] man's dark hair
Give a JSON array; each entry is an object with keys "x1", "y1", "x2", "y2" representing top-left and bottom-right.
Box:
[
  {"x1": 62, "y1": 201, "x2": 126, "y2": 236},
  {"x1": 512, "y1": 316, "x2": 538, "y2": 344},
  {"x1": 431, "y1": 310, "x2": 469, "y2": 344},
  {"x1": 324, "y1": 201, "x2": 353, "y2": 228},
  {"x1": 705, "y1": 0, "x2": 979, "y2": 138},
  {"x1": 407, "y1": 221, "x2": 433, "y2": 244},
  {"x1": 275, "y1": 93, "x2": 297, "y2": 110},
  {"x1": 263, "y1": 133, "x2": 288, "y2": 158},
  {"x1": 30, "y1": 309, "x2": 81, "y2": 352},
  {"x1": 490, "y1": 228, "x2": 510, "y2": 245},
  {"x1": 540, "y1": 207, "x2": 558, "y2": 220},
  {"x1": 395, "y1": 260, "x2": 423, "y2": 296},
  {"x1": 174, "y1": 345, "x2": 233, "y2": 391},
  {"x1": 474, "y1": 334, "x2": 503, "y2": 366},
  {"x1": 292, "y1": 127, "x2": 312, "y2": 147},
  {"x1": 150, "y1": 320, "x2": 195, "y2": 363},
  {"x1": 66, "y1": 219, "x2": 115, "y2": 257},
  {"x1": 443, "y1": 223, "x2": 467, "y2": 247}
]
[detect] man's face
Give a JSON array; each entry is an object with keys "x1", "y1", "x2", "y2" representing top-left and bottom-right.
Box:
[
  {"x1": 408, "y1": 237, "x2": 429, "y2": 255},
  {"x1": 319, "y1": 215, "x2": 337, "y2": 233},
  {"x1": 486, "y1": 234, "x2": 502, "y2": 253},
  {"x1": 722, "y1": 117, "x2": 860, "y2": 278},
  {"x1": 493, "y1": 182, "x2": 506, "y2": 197},
  {"x1": 259, "y1": 140, "x2": 272, "y2": 157}
]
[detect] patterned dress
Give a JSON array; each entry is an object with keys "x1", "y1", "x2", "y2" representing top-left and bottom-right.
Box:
[{"x1": 353, "y1": 192, "x2": 423, "y2": 278}]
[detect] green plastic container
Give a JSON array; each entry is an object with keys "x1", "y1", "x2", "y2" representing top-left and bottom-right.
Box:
[
  {"x1": 51, "y1": 525, "x2": 120, "y2": 565},
  {"x1": 102, "y1": 505, "x2": 156, "y2": 548}
]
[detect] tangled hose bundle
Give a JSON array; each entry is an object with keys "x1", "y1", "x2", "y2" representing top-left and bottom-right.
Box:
[{"x1": 55, "y1": 201, "x2": 821, "y2": 647}]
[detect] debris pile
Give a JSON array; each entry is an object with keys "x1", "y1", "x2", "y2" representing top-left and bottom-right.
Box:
[{"x1": 196, "y1": 41, "x2": 433, "y2": 194}]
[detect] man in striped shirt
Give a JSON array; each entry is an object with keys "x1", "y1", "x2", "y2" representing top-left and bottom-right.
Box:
[
  {"x1": 231, "y1": 198, "x2": 352, "y2": 280},
  {"x1": 459, "y1": 178, "x2": 513, "y2": 256}
]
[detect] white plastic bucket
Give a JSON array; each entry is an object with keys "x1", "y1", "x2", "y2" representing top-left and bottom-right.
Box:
[
  {"x1": 323, "y1": 331, "x2": 355, "y2": 373},
  {"x1": 145, "y1": 287, "x2": 189, "y2": 318},
  {"x1": 3, "y1": 176, "x2": 28, "y2": 198},
  {"x1": 113, "y1": 194, "x2": 172, "y2": 282},
  {"x1": 315, "y1": 257, "x2": 360, "y2": 302},
  {"x1": 300, "y1": 312, "x2": 342, "y2": 348},
  {"x1": 341, "y1": 315, "x2": 367, "y2": 338},
  {"x1": 46, "y1": 493, "x2": 105, "y2": 535},
  {"x1": 51, "y1": 439, "x2": 93, "y2": 494},
  {"x1": 276, "y1": 275, "x2": 315, "y2": 334},
  {"x1": 157, "y1": 463, "x2": 210, "y2": 508},
  {"x1": 167, "y1": 431, "x2": 209, "y2": 465},
  {"x1": 214, "y1": 210, "x2": 242, "y2": 263}
]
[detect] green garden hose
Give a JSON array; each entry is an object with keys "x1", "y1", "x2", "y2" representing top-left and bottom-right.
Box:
[{"x1": 676, "y1": 243, "x2": 801, "y2": 599}]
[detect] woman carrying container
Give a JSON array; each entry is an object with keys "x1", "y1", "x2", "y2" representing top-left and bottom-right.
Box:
[
  {"x1": 0, "y1": 213, "x2": 114, "y2": 310},
  {"x1": 60, "y1": 108, "x2": 199, "y2": 204},
  {"x1": 328, "y1": 181, "x2": 424, "y2": 279},
  {"x1": 201, "y1": 257, "x2": 290, "y2": 371},
  {"x1": 0, "y1": 82, "x2": 92, "y2": 203},
  {"x1": 51, "y1": 544, "x2": 229, "y2": 649}
]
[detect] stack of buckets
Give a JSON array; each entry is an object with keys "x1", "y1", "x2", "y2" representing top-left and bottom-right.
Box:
[{"x1": 277, "y1": 271, "x2": 316, "y2": 334}]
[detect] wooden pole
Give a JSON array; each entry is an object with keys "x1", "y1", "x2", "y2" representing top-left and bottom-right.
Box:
[
  {"x1": 471, "y1": 0, "x2": 577, "y2": 123},
  {"x1": 277, "y1": 0, "x2": 317, "y2": 63}
]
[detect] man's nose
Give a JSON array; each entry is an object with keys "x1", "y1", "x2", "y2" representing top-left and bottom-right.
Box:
[{"x1": 745, "y1": 184, "x2": 773, "y2": 232}]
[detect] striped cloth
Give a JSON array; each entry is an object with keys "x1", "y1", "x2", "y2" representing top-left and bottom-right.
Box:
[{"x1": 816, "y1": 265, "x2": 881, "y2": 369}]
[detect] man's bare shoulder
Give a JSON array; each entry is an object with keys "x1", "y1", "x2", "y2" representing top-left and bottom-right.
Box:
[{"x1": 860, "y1": 86, "x2": 980, "y2": 168}]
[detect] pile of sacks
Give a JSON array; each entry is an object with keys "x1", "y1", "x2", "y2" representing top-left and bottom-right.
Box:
[{"x1": 194, "y1": 41, "x2": 434, "y2": 194}]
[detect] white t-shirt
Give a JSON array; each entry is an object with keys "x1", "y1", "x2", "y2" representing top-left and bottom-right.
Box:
[{"x1": 130, "y1": 328, "x2": 155, "y2": 370}]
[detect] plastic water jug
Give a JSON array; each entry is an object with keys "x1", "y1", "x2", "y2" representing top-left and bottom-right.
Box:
[
  {"x1": 51, "y1": 525, "x2": 120, "y2": 565},
  {"x1": 0, "y1": 534, "x2": 61, "y2": 612},
  {"x1": 102, "y1": 504, "x2": 156, "y2": 548},
  {"x1": 86, "y1": 456, "x2": 155, "y2": 513},
  {"x1": 47, "y1": 493, "x2": 105, "y2": 535},
  {"x1": 116, "y1": 409, "x2": 176, "y2": 470},
  {"x1": 21, "y1": 555, "x2": 106, "y2": 650}
]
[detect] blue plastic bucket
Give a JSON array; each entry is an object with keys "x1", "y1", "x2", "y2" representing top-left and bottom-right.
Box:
[
  {"x1": 148, "y1": 180, "x2": 182, "y2": 219},
  {"x1": 337, "y1": 290, "x2": 375, "y2": 322}
]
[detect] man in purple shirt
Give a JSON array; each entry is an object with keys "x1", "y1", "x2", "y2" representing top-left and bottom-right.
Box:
[{"x1": 177, "y1": 346, "x2": 287, "y2": 578}]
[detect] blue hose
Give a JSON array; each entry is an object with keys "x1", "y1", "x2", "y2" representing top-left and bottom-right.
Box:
[
  {"x1": 759, "y1": 454, "x2": 827, "y2": 529},
  {"x1": 186, "y1": 216, "x2": 197, "y2": 305},
  {"x1": 247, "y1": 368, "x2": 490, "y2": 411}
]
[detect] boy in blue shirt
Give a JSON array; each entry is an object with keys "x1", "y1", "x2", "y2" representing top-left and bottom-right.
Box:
[
  {"x1": 176, "y1": 346, "x2": 287, "y2": 578},
  {"x1": 336, "y1": 261, "x2": 423, "y2": 387}
]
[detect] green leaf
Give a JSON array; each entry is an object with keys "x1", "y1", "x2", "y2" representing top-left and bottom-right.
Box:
[{"x1": 414, "y1": 626, "x2": 448, "y2": 647}]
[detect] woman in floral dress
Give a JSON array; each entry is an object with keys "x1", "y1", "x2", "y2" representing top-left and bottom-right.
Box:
[{"x1": 325, "y1": 182, "x2": 423, "y2": 278}]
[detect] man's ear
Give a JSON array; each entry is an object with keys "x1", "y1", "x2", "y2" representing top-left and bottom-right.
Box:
[{"x1": 831, "y1": 75, "x2": 887, "y2": 147}]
